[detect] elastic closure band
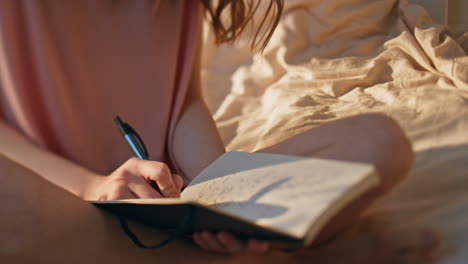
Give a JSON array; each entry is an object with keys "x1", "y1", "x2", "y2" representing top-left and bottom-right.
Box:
[{"x1": 116, "y1": 206, "x2": 194, "y2": 249}]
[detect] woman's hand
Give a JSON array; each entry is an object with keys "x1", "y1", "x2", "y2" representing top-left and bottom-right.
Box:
[
  {"x1": 193, "y1": 231, "x2": 270, "y2": 254},
  {"x1": 85, "y1": 158, "x2": 183, "y2": 201}
]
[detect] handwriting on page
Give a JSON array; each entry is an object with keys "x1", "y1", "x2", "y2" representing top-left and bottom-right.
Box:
[
  {"x1": 191, "y1": 164, "x2": 340, "y2": 200},
  {"x1": 181, "y1": 152, "x2": 374, "y2": 237},
  {"x1": 183, "y1": 160, "x2": 347, "y2": 221}
]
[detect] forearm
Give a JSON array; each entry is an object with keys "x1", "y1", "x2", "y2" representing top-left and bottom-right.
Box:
[
  {"x1": 172, "y1": 98, "x2": 226, "y2": 182},
  {"x1": 171, "y1": 30, "x2": 226, "y2": 183},
  {"x1": 0, "y1": 121, "x2": 100, "y2": 197},
  {"x1": 0, "y1": 153, "x2": 290, "y2": 264}
]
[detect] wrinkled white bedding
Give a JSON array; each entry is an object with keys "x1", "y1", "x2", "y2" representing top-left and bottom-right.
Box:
[{"x1": 201, "y1": 0, "x2": 468, "y2": 262}]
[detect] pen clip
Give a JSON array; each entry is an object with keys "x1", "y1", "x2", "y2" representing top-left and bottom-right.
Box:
[
  {"x1": 126, "y1": 124, "x2": 149, "y2": 160},
  {"x1": 115, "y1": 116, "x2": 149, "y2": 160}
]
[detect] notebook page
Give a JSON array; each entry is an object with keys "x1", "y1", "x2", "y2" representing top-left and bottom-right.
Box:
[{"x1": 181, "y1": 152, "x2": 378, "y2": 239}]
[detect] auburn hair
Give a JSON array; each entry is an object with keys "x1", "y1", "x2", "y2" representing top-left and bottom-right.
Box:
[
  {"x1": 154, "y1": 0, "x2": 284, "y2": 51},
  {"x1": 200, "y1": 0, "x2": 284, "y2": 51}
]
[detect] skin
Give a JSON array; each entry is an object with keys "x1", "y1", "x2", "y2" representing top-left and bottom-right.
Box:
[
  {"x1": 0, "y1": 51, "x2": 437, "y2": 259},
  {"x1": 0, "y1": 3, "x2": 438, "y2": 260},
  {"x1": 0, "y1": 153, "x2": 440, "y2": 263},
  {"x1": 0, "y1": 53, "x2": 438, "y2": 263}
]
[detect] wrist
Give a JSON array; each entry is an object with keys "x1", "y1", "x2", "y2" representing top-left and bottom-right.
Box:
[{"x1": 78, "y1": 172, "x2": 105, "y2": 200}]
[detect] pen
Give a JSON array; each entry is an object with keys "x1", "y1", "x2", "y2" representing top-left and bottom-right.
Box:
[
  {"x1": 114, "y1": 116, "x2": 148, "y2": 160},
  {"x1": 115, "y1": 116, "x2": 161, "y2": 192}
]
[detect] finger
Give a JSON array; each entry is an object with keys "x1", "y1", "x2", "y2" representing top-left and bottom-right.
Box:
[
  {"x1": 97, "y1": 194, "x2": 108, "y2": 201},
  {"x1": 107, "y1": 186, "x2": 137, "y2": 201},
  {"x1": 247, "y1": 239, "x2": 270, "y2": 254},
  {"x1": 127, "y1": 175, "x2": 164, "y2": 199},
  {"x1": 200, "y1": 232, "x2": 228, "y2": 253},
  {"x1": 136, "y1": 160, "x2": 179, "y2": 198},
  {"x1": 193, "y1": 233, "x2": 211, "y2": 251},
  {"x1": 217, "y1": 232, "x2": 244, "y2": 254},
  {"x1": 172, "y1": 174, "x2": 184, "y2": 192}
]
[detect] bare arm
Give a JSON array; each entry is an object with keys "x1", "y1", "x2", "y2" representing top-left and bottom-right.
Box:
[
  {"x1": 171, "y1": 37, "x2": 226, "y2": 182},
  {"x1": 0, "y1": 31, "x2": 216, "y2": 200},
  {"x1": 0, "y1": 121, "x2": 100, "y2": 197},
  {"x1": 0, "y1": 120, "x2": 184, "y2": 200},
  {"x1": 0, "y1": 153, "x2": 438, "y2": 263},
  {"x1": 170, "y1": 33, "x2": 274, "y2": 254}
]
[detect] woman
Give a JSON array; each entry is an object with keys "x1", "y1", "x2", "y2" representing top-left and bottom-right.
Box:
[{"x1": 0, "y1": 0, "x2": 438, "y2": 261}]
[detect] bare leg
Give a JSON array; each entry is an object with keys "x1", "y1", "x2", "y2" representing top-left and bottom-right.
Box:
[
  {"x1": 0, "y1": 155, "x2": 278, "y2": 264},
  {"x1": 258, "y1": 113, "x2": 414, "y2": 243},
  {"x1": 293, "y1": 227, "x2": 440, "y2": 264},
  {"x1": 0, "y1": 154, "x2": 438, "y2": 264}
]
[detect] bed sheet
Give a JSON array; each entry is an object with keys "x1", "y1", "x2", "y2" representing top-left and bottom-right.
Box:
[{"x1": 201, "y1": 0, "x2": 468, "y2": 262}]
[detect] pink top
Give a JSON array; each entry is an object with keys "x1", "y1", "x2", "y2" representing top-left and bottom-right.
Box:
[{"x1": 0, "y1": 1, "x2": 201, "y2": 178}]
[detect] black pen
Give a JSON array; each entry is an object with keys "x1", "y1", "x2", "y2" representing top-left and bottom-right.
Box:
[
  {"x1": 114, "y1": 116, "x2": 148, "y2": 160},
  {"x1": 115, "y1": 116, "x2": 161, "y2": 192}
]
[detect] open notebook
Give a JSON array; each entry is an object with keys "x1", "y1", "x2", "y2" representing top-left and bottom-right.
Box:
[{"x1": 93, "y1": 151, "x2": 379, "y2": 246}]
